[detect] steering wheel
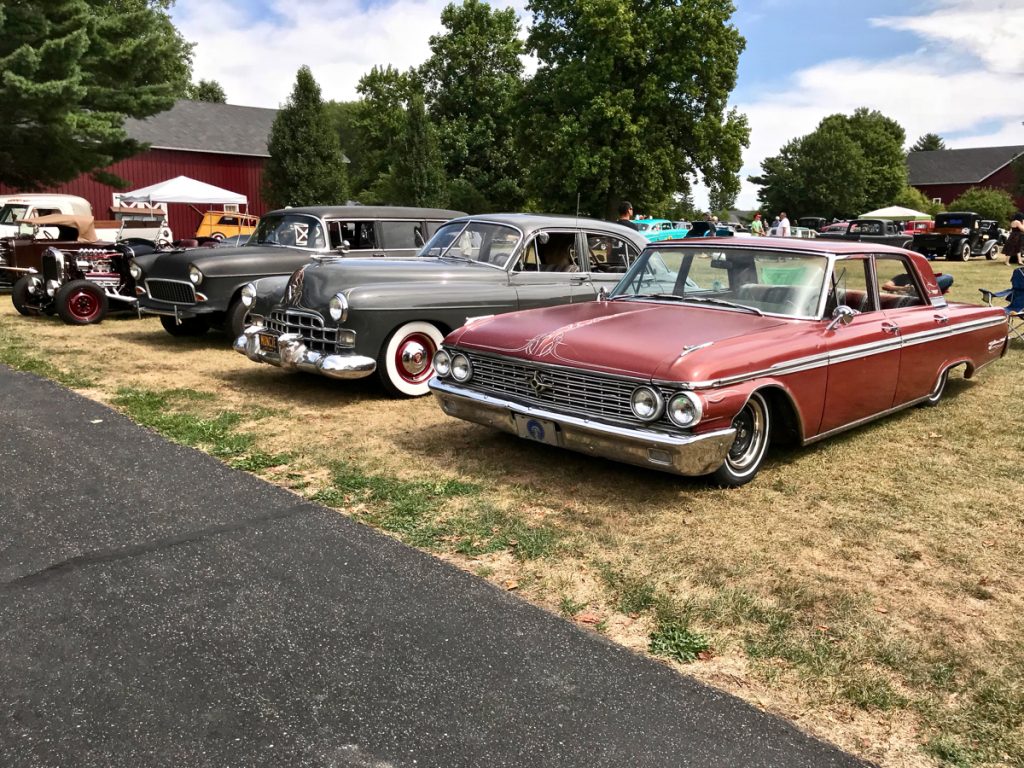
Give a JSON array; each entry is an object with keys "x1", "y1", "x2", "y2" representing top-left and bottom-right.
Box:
[{"x1": 40, "y1": 230, "x2": 55, "y2": 239}]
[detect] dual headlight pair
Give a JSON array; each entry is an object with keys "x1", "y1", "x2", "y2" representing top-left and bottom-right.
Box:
[
  {"x1": 127, "y1": 261, "x2": 203, "y2": 286},
  {"x1": 630, "y1": 386, "x2": 702, "y2": 428},
  {"x1": 433, "y1": 349, "x2": 472, "y2": 382}
]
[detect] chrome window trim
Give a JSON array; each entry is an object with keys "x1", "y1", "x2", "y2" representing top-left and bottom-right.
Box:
[{"x1": 420, "y1": 219, "x2": 526, "y2": 272}]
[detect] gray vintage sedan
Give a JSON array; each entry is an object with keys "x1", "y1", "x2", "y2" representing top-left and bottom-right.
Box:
[
  {"x1": 131, "y1": 205, "x2": 464, "y2": 340},
  {"x1": 234, "y1": 213, "x2": 648, "y2": 395}
]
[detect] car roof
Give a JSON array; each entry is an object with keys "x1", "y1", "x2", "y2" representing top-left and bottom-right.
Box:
[
  {"x1": 647, "y1": 236, "x2": 912, "y2": 256},
  {"x1": 444, "y1": 212, "x2": 648, "y2": 240},
  {"x1": 263, "y1": 206, "x2": 467, "y2": 219}
]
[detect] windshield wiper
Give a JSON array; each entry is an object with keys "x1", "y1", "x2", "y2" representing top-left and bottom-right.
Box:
[{"x1": 678, "y1": 296, "x2": 765, "y2": 315}]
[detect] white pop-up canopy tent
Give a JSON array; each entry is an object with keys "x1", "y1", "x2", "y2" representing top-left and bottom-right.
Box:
[
  {"x1": 858, "y1": 205, "x2": 931, "y2": 220},
  {"x1": 119, "y1": 175, "x2": 247, "y2": 206}
]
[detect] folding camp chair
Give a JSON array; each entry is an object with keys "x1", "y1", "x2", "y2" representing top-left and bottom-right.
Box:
[{"x1": 980, "y1": 266, "x2": 1024, "y2": 343}]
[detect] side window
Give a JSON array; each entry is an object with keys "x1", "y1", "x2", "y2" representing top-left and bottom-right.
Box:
[
  {"x1": 826, "y1": 258, "x2": 874, "y2": 314},
  {"x1": 586, "y1": 233, "x2": 635, "y2": 273},
  {"x1": 425, "y1": 220, "x2": 446, "y2": 239},
  {"x1": 328, "y1": 220, "x2": 377, "y2": 250},
  {"x1": 219, "y1": 215, "x2": 239, "y2": 226},
  {"x1": 514, "y1": 240, "x2": 540, "y2": 272},
  {"x1": 876, "y1": 256, "x2": 925, "y2": 309},
  {"x1": 514, "y1": 232, "x2": 578, "y2": 272},
  {"x1": 379, "y1": 220, "x2": 422, "y2": 250},
  {"x1": 35, "y1": 208, "x2": 59, "y2": 218}
]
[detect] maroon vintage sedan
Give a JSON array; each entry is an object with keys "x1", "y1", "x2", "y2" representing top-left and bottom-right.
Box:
[{"x1": 428, "y1": 239, "x2": 1008, "y2": 485}]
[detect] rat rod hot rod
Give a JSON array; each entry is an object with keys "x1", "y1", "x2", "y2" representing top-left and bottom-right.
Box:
[{"x1": 429, "y1": 240, "x2": 1007, "y2": 486}]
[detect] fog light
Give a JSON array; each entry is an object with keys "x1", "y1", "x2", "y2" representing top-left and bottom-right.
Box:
[
  {"x1": 667, "y1": 391, "x2": 703, "y2": 427},
  {"x1": 630, "y1": 386, "x2": 664, "y2": 421},
  {"x1": 451, "y1": 353, "x2": 472, "y2": 382},
  {"x1": 336, "y1": 329, "x2": 356, "y2": 347},
  {"x1": 434, "y1": 349, "x2": 451, "y2": 377}
]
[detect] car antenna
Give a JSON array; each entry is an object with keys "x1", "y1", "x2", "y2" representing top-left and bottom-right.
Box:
[{"x1": 575, "y1": 192, "x2": 581, "y2": 227}]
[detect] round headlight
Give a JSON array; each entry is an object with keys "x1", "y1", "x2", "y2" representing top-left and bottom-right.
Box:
[
  {"x1": 240, "y1": 282, "x2": 256, "y2": 307},
  {"x1": 630, "y1": 386, "x2": 664, "y2": 421},
  {"x1": 329, "y1": 293, "x2": 348, "y2": 322},
  {"x1": 451, "y1": 353, "x2": 472, "y2": 382},
  {"x1": 434, "y1": 349, "x2": 452, "y2": 377},
  {"x1": 188, "y1": 264, "x2": 203, "y2": 285},
  {"x1": 667, "y1": 391, "x2": 703, "y2": 427},
  {"x1": 129, "y1": 260, "x2": 142, "y2": 280}
]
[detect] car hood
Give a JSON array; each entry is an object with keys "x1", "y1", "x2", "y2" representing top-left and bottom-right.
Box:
[
  {"x1": 286, "y1": 257, "x2": 504, "y2": 307},
  {"x1": 142, "y1": 245, "x2": 309, "y2": 279},
  {"x1": 448, "y1": 299, "x2": 791, "y2": 381}
]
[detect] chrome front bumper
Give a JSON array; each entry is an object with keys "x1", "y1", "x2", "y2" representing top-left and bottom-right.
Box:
[
  {"x1": 234, "y1": 325, "x2": 376, "y2": 380},
  {"x1": 429, "y1": 378, "x2": 736, "y2": 477}
]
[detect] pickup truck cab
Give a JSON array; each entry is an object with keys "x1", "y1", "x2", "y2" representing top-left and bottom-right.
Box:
[
  {"x1": 816, "y1": 218, "x2": 912, "y2": 249},
  {"x1": 0, "y1": 194, "x2": 93, "y2": 239}
]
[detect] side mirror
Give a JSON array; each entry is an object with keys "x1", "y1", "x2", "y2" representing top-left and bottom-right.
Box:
[
  {"x1": 536, "y1": 231, "x2": 550, "y2": 245},
  {"x1": 826, "y1": 304, "x2": 856, "y2": 331},
  {"x1": 598, "y1": 286, "x2": 608, "y2": 302},
  {"x1": 336, "y1": 239, "x2": 350, "y2": 254}
]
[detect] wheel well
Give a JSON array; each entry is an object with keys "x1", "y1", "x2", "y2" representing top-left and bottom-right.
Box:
[{"x1": 759, "y1": 386, "x2": 802, "y2": 447}]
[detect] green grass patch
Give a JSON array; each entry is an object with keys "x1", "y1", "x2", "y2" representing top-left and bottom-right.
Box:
[
  {"x1": 0, "y1": 326, "x2": 94, "y2": 387},
  {"x1": 649, "y1": 618, "x2": 711, "y2": 664}
]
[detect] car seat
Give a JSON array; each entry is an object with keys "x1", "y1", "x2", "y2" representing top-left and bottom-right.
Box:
[{"x1": 980, "y1": 266, "x2": 1024, "y2": 343}]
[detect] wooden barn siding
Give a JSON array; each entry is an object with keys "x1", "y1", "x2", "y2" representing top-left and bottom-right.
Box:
[
  {"x1": 0, "y1": 149, "x2": 268, "y2": 239},
  {"x1": 914, "y1": 165, "x2": 1024, "y2": 212}
]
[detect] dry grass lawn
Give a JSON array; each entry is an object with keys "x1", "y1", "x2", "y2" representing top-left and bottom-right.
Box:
[{"x1": 1, "y1": 257, "x2": 1022, "y2": 768}]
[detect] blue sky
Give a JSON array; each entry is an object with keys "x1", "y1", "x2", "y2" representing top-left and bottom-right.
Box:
[{"x1": 172, "y1": 0, "x2": 1024, "y2": 209}]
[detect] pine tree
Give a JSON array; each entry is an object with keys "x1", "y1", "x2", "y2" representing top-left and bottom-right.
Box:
[
  {"x1": 910, "y1": 133, "x2": 946, "y2": 153},
  {"x1": 0, "y1": 0, "x2": 193, "y2": 189},
  {"x1": 263, "y1": 66, "x2": 348, "y2": 209},
  {"x1": 389, "y1": 92, "x2": 449, "y2": 208}
]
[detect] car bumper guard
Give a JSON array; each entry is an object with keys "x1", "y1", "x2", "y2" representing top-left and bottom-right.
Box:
[
  {"x1": 428, "y1": 378, "x2": 736, "y2": 477},
  {"x1": 234, "y1": 325, "x2": 376, "y2": 380}
]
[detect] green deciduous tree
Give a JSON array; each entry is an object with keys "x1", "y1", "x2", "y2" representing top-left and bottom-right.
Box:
[
  {"x1": 349, "y1": 66, "x2": 419, "y2": 202},
  {"x1": 910, "y1": 133, "x2": 946, "y2": 152},
  {"x1": 750, "y1": 108, "x2": 906, "y2": 219},
  {"x1": 0, "y1": 0, "x2": 193, "y2": 189},
  {"x1": 387, "y1": 92, "x2": 449, "y2": 207},
  {"x1": 948, "y1": 187, "x2": 1016, "y2": 224},
  {"x1": 518, "y1": 0, "x2": 749, "y2": 218},
  {"x1": 420, "y1": 0, "x2": 525, "y2": 212},
  {"x1": 186, "y1": 79, "x2": 227, "y2": 103},
  {"x1": 263, "y1": 66, "x2": 348, "y2": 209},
  {"x1": 891, "y1": 185, "x2": 944, "y2": 217}
]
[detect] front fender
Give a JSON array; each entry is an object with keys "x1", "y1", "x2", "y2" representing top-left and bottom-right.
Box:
[{"x1": 250, "y1": 275, "x2": 291, "y2": 316}]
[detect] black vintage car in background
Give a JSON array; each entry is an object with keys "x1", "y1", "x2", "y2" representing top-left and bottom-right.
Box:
[
  {"x1": 131, "y1": 206, "x2": 465, "y2": 340},
  {"x1": 912, "y1": 211, "x2": 1000, "y2": 261},
  {"x1": 235, "y1": 213, "x2": 648, "y2": 396},
  {"x1": 816, "y1": 218, "x2": 912, "y2": 249}
]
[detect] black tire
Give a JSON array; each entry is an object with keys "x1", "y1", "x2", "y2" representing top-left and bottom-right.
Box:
[
  {"x1": 921, "y1": 368, "x2": 949, "y2": 407},
  {"x1": 160, "y1": 314, "x2": 211, "y2": 337},
  {"x1": 711, "y1": 391, "x2": 772, "y2": 487},
  {"x1": 986, "y1": 244, "x2": 998, "y2": 260},
  {"x1": 12, "y1": 276, "x2": 41, "y2": 316},
  {"x1": 55, "y1": 280, "x2": 108, "y2": 325},
  {"x1": 225, "y1": 298, "x2": 249, "y2": 340},
  {"x1": 377, "y1": 321, "x2": 445, "y2": 397},
  {"x1": 958, "y1": 242, "x2": 971, "y2": 262}
]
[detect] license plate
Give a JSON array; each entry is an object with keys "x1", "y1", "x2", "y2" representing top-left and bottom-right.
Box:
[
  {"x1": 513, "y1": 414, "x2": 560, "y2": 446},
  {"x1": 258, "y1": 332, "x2": 278, "y2": 353}
]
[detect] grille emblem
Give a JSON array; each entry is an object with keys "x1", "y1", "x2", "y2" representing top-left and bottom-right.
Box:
[{"x1": 528, "y1": 370, "x2": 552, "y2": 396}]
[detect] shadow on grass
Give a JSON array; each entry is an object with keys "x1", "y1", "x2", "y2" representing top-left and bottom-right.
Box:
[{"x1": 216, "y1": 365, "x2": 385, "y2": 405}]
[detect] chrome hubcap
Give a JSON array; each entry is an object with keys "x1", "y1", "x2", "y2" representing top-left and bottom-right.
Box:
[{"x1": 400, "y1": 341, "x2": 429, "y2": 376}]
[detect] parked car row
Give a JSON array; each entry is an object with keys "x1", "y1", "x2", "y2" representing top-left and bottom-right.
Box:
[{"x1": 4, "y1": 206, "x2": 1009, "y2": 486}]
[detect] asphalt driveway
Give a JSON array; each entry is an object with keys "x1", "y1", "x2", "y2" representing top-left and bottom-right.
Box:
[{"x1": 0, "y1": 365, "x2": 869, "y2": 767}]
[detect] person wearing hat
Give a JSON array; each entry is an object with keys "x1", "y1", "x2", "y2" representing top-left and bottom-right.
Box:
[{"x1": 1005, "y1": 212, "x2": 1024, "y2": 266}]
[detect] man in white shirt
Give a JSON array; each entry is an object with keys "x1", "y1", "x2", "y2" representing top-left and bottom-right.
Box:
[{"x1": 777, "y1": 211, "x2": 791, "y2": 237}]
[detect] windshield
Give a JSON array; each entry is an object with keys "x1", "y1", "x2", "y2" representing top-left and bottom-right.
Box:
[
  {"x1": 0, "y1": 204, "x2": 29, "y2": 225},
  {"x1": 611, "y1": 246, "x2": 829, "y2": 319},
  {"x1": 249, "y1": 213, "x2": 326, "y2": 249},
  {"x1": 417, "y1": 221, "x2": 521, "y2": 266}
]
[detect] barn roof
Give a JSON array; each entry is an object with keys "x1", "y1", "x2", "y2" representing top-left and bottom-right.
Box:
[
  {"x1": 123, "y1": 100, "x2": 278, "y2": 158},
  {"x1": 908, "y1": 145, "x2": 1024, "y2": 185}
]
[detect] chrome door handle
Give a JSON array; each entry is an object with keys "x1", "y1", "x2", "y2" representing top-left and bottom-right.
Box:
[
  {"x1": 881, "y1": 322, "x2": 900, "y2": 335},
  {"x1": 570, "y1": 276, "x2": 588, "y2": 285},
  {"x1": 933, "y1": 314, "x2": 949, "y2": 325}
]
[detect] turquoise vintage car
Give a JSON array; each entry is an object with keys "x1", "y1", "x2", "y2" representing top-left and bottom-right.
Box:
[{"x1": 631, "y1": 218, "x2": 689, "y2": 242}]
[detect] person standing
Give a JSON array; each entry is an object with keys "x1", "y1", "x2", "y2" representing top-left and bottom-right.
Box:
[
  {"x1": 615, "y1": 201, "x2": 639, "y2": 230},
  {"x1": 1005, "y1": 212, "x2": 1024, "y2": 266},
  {"x1": 777, "y1": 211, "x2": 791, "y2": 237},
  {"x1": 749, "y1": 213, "x2": 765, "y2": 236}
]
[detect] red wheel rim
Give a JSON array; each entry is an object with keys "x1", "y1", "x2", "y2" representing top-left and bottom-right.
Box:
[
  {"x1": 394, "y1": 332, "x2": 436, "y2": 384},
  {"x1": 67, "y1": 290, "x2": 101, "y2": 322}
]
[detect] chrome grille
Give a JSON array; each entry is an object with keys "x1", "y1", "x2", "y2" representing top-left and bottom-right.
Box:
[
  {"x1": 267, "y1": 309, "x2": 338, "y2": 354},
  {"x1": 146, "y1": 279, "x2": 196, "y2": 304},
  {"x1": 463, "y1": 352, "x2": 667, "y2": 424}
]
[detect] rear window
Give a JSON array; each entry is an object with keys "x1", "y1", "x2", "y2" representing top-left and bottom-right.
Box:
[{"x1": 937, "y1": 215, "x2": 967, "y2": 227}]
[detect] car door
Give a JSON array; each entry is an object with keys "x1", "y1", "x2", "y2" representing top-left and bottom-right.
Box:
[
  {"x1": 818, "y1": 257, "x2": 901, "y2": 434},
  {"x1": 509, "y1": 229, "x2": 590, "y2": 310},
  {"x1": 874, "y1": 254, "x2": 952, "y2": 405}
]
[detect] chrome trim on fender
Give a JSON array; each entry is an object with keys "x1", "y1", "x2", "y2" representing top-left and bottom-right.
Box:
[
  {"x1": 428, "y1": 378, "x2": 736, "y2": 477},
  {"x1": 234, "y1": 325, "x2": 376, "y2": 380}
]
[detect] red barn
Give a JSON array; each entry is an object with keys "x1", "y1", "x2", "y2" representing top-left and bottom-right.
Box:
[
  {"x1": 0, "y1": 101, "x2": 277, "y2": 240},
  {"x1": 909, "y1": 145, "x2": 1024, "y2": 213}
]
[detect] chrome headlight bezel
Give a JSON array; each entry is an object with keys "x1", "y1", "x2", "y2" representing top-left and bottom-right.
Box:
[
  {"x1": 667, "y1": 391, "x2": 703, "y2": 428},
  {"x1": 129, "y1": 260, "x2": 142, "y2": 280},
  {"x1": 188, "y1": 264, "x2": 203, "y2": 285},
  {"x1": 240, "y1": 282, "x2": 256, "y2": 307},
  {"x1": 630, "y1": 386, "x2": 664, "y2": 422},
  {"x1": 434, "y1": 349, "x2": 452, "y2": 377},
  {"x1": 328, "y1": 292, "x2": 349, "y2": 323},
  {"x1": 450, "y1": 353, "x2": 472, "y2": 382}
]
